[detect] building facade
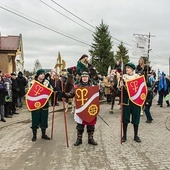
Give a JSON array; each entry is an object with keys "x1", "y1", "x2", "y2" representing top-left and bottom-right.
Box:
[{"x1": 0, "y1": 34, "x2": 24, "y2": 74}]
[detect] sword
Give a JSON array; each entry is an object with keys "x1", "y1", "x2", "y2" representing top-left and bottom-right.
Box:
[{"x1": 98, "y1": 114, "x2": 109, "y2": 126}]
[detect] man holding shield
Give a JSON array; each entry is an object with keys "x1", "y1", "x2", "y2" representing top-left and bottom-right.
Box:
[
  {"x1": 119, "y1": 62, "x2": 147, "y2": 143},
  {"x1": 26, "y1": 69, "x2": 53, "y2": 142},
  {"x1": 73, "y1": 71, "x2": 99, "y2": 146}
]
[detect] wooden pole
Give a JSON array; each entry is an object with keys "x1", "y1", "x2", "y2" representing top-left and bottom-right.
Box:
[
  {"x1": 51, "y1": 77, "x2": 57, "y2": 139},
  {"x1": 61, "y1": 78, "x2": 69, "y2": 147},
  {"x1": 120, "y1": 75, "x2": 123, "y2": 144}
]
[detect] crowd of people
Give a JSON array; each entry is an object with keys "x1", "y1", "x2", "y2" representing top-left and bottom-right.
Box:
[
  {"x1": 1, "y1": 55, "x2": 169, "y2": 145},
  {"x1": 0, "y1": 70, "x2": 27, "y2": 122}
]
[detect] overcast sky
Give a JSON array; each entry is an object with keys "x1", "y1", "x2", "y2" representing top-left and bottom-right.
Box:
[{"x1": 0, "y1": 0, "x2": 170, "y2": 75}]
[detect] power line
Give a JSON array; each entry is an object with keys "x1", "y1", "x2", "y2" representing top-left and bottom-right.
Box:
[
  {"x1": 51, "y1": 0, "x2": 132, "y2": 47},
  {"x1": 51, "y1": 0, "x2": 96, "y2": 29},
  {"x1": 150, "y1": 51, "x2": 162, "y2": 58},
  {"x1": 39, "y1": 0, "x2": 94, "y2": 33},
  {"x1": 0, "y1": 4, "x2": 91, "y2": 46}
]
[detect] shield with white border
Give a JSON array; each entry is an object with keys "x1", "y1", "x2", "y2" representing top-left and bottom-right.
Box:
[
  {"x1": 26, "y1": 80, "x2": 53, "y2": 111},
  {"x1": 75, "y1": 86, "x2": 100, "y2": 123},
  {"x1": 126, "y1": 75, "x2": 147, "y2": 106}
]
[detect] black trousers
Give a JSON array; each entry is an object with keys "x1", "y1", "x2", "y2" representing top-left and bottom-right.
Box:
[
  {"x1": 12, "y1": 97, "x2": 17, "y2": 113},
  {"x1": 76, "y1": 123, "x2": 95, "y2": 133}
]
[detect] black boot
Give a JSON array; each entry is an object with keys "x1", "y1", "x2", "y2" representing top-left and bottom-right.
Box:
[
  {"x1": 122, "y1": 123, "x2": 128, "y2": 142},
  {"x1": 133, "y1": 125, "x2": 141, "y2": 143},
  {"x1": 166, "y1": 100, "x2": 170, "y2": 107},
  {"x1": 74, "y1": 131, "x2": 83, "y2": 146},
  {"x1": 88, "y1": 131, "x2": 97, "y2": 145},
  {"x1": 32, "y1": 129, "x2": 37, "y2": 142},
  {"x1": 41, "y1": 129, "x2": 50, "y2": 140},
  {"x1": 1, "y1": 117, "x2": 6, "y2": 122}
]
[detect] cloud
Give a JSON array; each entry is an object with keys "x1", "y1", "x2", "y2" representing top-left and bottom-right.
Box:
[{"x1": 0, "y1": 0, "x2": 170, "y2": 75}]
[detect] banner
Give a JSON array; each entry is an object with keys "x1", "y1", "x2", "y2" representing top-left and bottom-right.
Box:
[
  {"x1": 132, "y1": 35, "x2": 148, "y2": 57},
  {"x1": 26, "y1": 80, "x2": 53, "y2": 111}
]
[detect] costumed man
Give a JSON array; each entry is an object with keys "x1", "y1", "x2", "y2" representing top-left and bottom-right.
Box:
[
  {"x1": 73, "y1": 71, "x2": 98, "y2": 146},
  {"x1": 76, "y1": 54, "x2": 89, "y2": 76},
  {"x1": 119, "y1": 62, "x2": 146, "y2": 143},
  {"x1": 29, "y1": 69, "x2": 53, "y2": 142}
]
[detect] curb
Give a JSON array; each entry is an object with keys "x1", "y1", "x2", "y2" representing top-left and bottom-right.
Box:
[{"x1": 0, "y1": 100, "x2": 106, "y2": 129}]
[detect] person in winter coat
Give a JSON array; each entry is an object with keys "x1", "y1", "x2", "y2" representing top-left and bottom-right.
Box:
[
  {"x1": 16, "y1": 71, "x2": 27, "y2": 108},
  {"x1": 114, "y1": 60, "x2": 122, "y2": 73},
  {"x1": 158, "y1": 72, "x2": 170, "y2": 107},
  {"x1": 144, "y1": 82, "x2": 154, "y2": 123},
  {"x1": 11, "y1": 73, "x2": 20, "y2": 114},
  {"x1": 0, "y1": 75, "x2": 8, "y2": 122},
  {"x1": 3, "y1": 73, "x2": 13, "y2": 118}
]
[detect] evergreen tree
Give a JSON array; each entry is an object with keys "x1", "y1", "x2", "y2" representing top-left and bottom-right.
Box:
[
  {"x1": 115, "y1": 41, "x2": 129, "y2": 71},
  {"x1": 89, "y1": 21, "x2": 114, "y2": 76}
]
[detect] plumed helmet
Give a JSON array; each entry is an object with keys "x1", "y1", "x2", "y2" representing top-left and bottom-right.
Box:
[{"x1": 125, "y1": 62, "x2": 136, "y2": 70}]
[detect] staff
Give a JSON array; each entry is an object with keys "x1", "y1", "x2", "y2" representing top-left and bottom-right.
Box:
[
  {"x1": 120, "y1": 74, "x2": 123, "y2": 144},
  {"x1": 61, "y1": 77, "x2": 69, "y2": 147},
  {"x1": 51, "y1": 75, "x2": 57, "y2": 139}
]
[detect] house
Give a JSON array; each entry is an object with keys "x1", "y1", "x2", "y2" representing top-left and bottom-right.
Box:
[{"x1": 0, "y1": 33, "x2": 24, "y2": 74}]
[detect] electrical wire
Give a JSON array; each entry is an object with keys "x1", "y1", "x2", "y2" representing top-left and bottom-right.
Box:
[
  {"x1": 51, "y1": 0, "x2": 132, "y2": 47},
  {"x1": 51, "y1": 0, "x2": 96, "y2": 29},
  {"x1": 39, "y1": 0, "x2": 94, "y2": 33},
  {"x1": 0, "y1": 4, "x2": 91, "y2": 46}
]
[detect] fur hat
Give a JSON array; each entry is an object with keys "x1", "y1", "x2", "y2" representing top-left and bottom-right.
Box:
[
  {"x1": 11, "y1": 72, "x2": 16, "y2": 76},
  {"x1": 125, "y1": 62, "x2": 136, "y2": 70},
  {"x1": 36, "y1": 69, "x2": 45, "y2": 77},
  {"x1": 81, "y1": 71, "x2": 89, "y2": 77}
]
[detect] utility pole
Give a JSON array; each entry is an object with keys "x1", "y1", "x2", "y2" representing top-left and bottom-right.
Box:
[{"x1": 146, "y1": 32, "x2": 151, "y2": 82}]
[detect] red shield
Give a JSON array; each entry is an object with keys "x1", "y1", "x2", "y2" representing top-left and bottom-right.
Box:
[
  {"x1": 126, "y1": 75, "x2": 147, "y2": 106},
  {"x1": 75, "y1": 86, "x2": 100, "y2": 123},
  {"x1": 26, "y1": 80, "x2": 53, "y2": 111}
]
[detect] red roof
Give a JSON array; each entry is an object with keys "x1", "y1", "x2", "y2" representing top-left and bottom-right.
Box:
[{"x1": 0, "y1": 35, "x2": 20, "y2": 51}]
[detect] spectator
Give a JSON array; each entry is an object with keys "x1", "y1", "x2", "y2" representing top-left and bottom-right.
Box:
[
  {"x1": 114, "y1": 60, "x2": 122, "y2": 73},
  {"x1": 16, "y1": 71, "x2": 27, "y2": 108},
  {"x1": 136, "y1": 57, "x2": 145, "y2": 75},
  {"x1": 104, "y1": 75, "x2": 111, "y2": 104},
  {"x1": 3, "y1": 73, "x2": 13, "y2": 118},
  {"x1": 158, "y1": 72, "x2": 170, "y2": 107},
  {"x1": 144, "y1": 82, "x2": 154, "y2": 123},
  {"x1": 11, "y1": 73, "x2": 19, "y2": 114},
  {"x1": 0, "y1": 75, "x2": 8, "y2": 122}
]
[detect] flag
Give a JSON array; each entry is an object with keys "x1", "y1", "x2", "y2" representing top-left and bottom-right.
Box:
[
  {"x1": 158, "y1": 72, "x2": 167, "y2": 91},
  {"x1": 132, "y1": 35, "x2": 148, "y2": 57}
]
